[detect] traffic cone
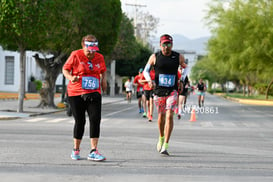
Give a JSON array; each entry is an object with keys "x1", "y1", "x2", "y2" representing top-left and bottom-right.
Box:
[{"x1": 189, "y1": 108, "x2": 196, "y2": 122}]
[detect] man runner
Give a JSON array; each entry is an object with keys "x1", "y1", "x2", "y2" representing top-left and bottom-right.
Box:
[{"x1": 143, "y1": 34, "x2": 186, "y2": 156}]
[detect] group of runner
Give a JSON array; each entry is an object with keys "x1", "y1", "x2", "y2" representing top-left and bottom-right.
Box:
[
  {"x1": 63, "y1": 33, "x2": 207, "y2": 162},
  {"x1": 130, "y1": 54, "x2": 206, "y2": 121},
  {"x1": 124, "y1": 34, "x2": 207, "y2": 156},
  {"x1": 124, "y1": 67, "x2": 155, "y2": 121}
]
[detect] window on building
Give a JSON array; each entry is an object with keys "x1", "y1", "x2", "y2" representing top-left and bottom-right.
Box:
[{"x1": 5, "y1": 56, "x2": 15, "y2": 85}]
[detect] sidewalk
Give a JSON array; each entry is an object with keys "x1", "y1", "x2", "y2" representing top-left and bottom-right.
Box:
[{"x1": 0, "y1": 95, "x2": 124, "y2": 120}]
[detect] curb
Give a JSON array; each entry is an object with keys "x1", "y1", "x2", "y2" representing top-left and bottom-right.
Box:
[
  {"x1": 0, "y1": 109, "x2": 66, "y2": 120},
  {"x1": 28, "y1": 109, "x2": 66, "y2": 117},
  {"x1": 0, "y1": 98, "x2": 124, "y2": 120},
  {"x1": 0, "y1": 117, "x2": 20, "y2": 120},
  {"x1": 225, "y1": 96, "x2": 273, "y2": 106},
  {"x1": 214, "y1": 93, "x2": 273, "y2": 106}
]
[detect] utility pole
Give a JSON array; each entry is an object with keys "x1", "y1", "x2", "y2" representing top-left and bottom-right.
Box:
[{"x1": 125, "y1": 3, "x2": 146, "y2": 37}]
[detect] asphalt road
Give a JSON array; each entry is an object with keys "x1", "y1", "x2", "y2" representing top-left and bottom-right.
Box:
[{"x1": 0, "y1": 93, "x2": 273, "y2": 182}]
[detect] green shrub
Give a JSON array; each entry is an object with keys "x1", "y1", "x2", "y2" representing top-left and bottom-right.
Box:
[
  {"x1": 34, "y1": 80, "x2": 42, "y2": 91},
  {"x1": 255, "y1": 83, "x2": 273, "y2": 96},
  {"x1": 207, "y1": 88, "x2": 222, "y2": 94}
]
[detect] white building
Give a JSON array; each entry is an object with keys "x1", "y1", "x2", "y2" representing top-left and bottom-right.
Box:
[
  {"x1": 174, "y1": 50, "x2": 198, "y2": 77},
  {"x1": 0, "y1": 46, "x2": 46, "y2": 92}
]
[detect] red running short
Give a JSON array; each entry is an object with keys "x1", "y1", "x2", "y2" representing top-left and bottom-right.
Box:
[{"x1": 154, "y1": 90, "x2": 178, "y2": 114}]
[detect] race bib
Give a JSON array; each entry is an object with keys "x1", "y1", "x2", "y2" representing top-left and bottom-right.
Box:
[
  {"x1": 140, "y1": 87, "x2": 143, "y2": 92},
  {"x1": 159, "y1": 74, "x2": 175, "y2": 87},
  {"x1": 82, "y1": 76, "x2": 99, "y2": 90}
]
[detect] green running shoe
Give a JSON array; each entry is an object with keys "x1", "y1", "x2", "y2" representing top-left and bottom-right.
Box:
[
  {"x1": 142, "y1": 112, "x2": 147, "y2": 118},
  {"x1": 157, "y1": 136, "x2": 164, "y2": 152},
  {"x1": 160, "y1": 143, "x2": 170, "y2": 156}
]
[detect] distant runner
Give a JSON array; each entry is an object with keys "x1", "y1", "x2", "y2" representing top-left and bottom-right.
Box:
[
  {"x1": 177, "y1": 61, "x2": 189, "y2": 119},
  {"x1": 140, "y1": 67, "x2": 155, "y2": 122},
  {"x1": 124, "y1": 78, "x2": 133, "y2": 103},
  {"x1": 133, "y1": 68, "x2": 145, "y2": 113},
  {"x1": 196, "y1": 78, "x2": 206, "y2": 107}
]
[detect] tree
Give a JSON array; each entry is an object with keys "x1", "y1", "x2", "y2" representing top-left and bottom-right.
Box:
[
  {"x1": 135, "y1": 11, "x2": 159, "y2": 44},
  {"x1": 107, "y1": 13, "x2": 140, "y2": 62},
  {"x1": 190, "y1": 57, "x2": 216, "y2": 87},
  {"x1": 66, "y1": 0, "x2": 122, "y2": 56},
  {"x1": 33, "y1": 53, "x2": 67, "y2": 107},
  {"x1": 105, "y1": 13, "x2": 153, "y2": 77},
  {"x1": 2, "y1": 0, "x2": 121, "y2": 107},
  {"x1": 46, "y1": 0, "x2": 122, "y2": 107},
  {"x1": 33, "y1": 0, "x2": 122, "y2": 108},
  {"x1": 0, "y1": 0, "x2": 53, "y2": 112},
  {"x1": 0, "y1": 0, "x2": 122, "y2": 109},
  {"x1": 112, "y1": 11, "x2": 158, "y2": 77},
  {"x1": 116, "y1": 45, "x2": 152, "y2": 77},
  {"x1": 204, "y1": 0, "x2": 273, "y2": 98}
]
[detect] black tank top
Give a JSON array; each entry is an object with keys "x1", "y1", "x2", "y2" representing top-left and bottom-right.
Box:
[
  {"x1": 154, "y1": 51, "x2": 180, "y2": 95},
  {"x1": 197, "y1": 83, "x2": 205, "y2": 91}
]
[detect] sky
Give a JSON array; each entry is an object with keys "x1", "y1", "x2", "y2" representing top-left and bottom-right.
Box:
[{"x1": 121, "y1": 0, "x2": 213, "y2": 39}]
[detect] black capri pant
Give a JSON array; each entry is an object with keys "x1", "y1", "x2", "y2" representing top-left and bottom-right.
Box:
[
  {"x1": 144, "y1": 90, "x2": 154, "y2": 100},
  {"x1": 68, "y1": 92, "x2": 101, "y2": 139}
]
